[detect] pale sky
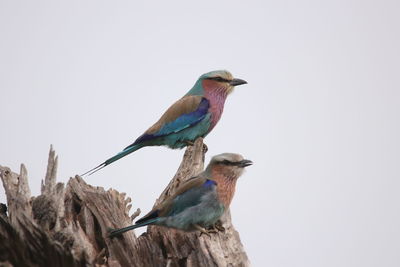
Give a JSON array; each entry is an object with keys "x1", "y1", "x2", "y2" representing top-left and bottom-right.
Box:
[{"x1": 1, "y1": 1, "x2": 400, "y2": 266}]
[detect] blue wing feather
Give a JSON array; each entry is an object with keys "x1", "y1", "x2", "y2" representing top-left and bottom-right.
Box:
[
  {"x1": 157, "y1": 97, "x2": 209, "y2": 135},
  {"x1": 134, "y1": 179, "x2": 216, "y2": 225},
  {"x1": 131, "y1": 97, "x2": 209, "y2": 146},
  {"x1": 167, "y1": 179, "x2": 216, "y2": 216}
]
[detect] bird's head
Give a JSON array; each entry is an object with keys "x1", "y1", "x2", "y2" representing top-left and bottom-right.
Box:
[
  {"x1": 201, "y1": 70, "x2": 247, "y2": 95},
  {"x1": 206, "y1": 153, "x2": 253, "y2": 179},
  {"x1": 189, "y1": 70, "x2": 247, "y2": 96}
]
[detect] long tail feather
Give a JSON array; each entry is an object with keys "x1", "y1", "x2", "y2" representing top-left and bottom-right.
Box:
[
  {"x1": 108, "y1": 218, "x2": 158, "y2": 238},
  {"x1": 81, "y1": 162, "x2": 107, "y2": 176},
  {"x1": 81, "y1": 144, "x2": 143, "y2": 176}
]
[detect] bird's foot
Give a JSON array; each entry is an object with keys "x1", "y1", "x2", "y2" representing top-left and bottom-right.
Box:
[
  {"x1": 182, "y1": 140, "x2": 207, "y2": 153},
  {"x1": 194, "y1": 224, "x2": 215, "y2": 238},
  {"x1": 205, "y1": 221, "x2": 225, "y2": 235},
  {"x1": 183, "y1": 140, "x2": 195, "y2": 146},
  {"x1": 211, "y1": 220, "x2": 225, "y2": 232}
]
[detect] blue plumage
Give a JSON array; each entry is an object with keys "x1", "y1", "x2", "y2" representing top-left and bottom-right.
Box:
[
  {"x1": 133, "y1": 98, "x2": 210, "y2": 144},
  {"x1": 108, "y1": 178, "x2": 223, "y2": 236},
  {"x1": 82, "y1": 70, "x2": 247, "y2": 176},
  {"x1": 203, "y1": 179, "x2": 217, "y2": 187},
  {"x1": 156, "y1": 98, "x2": 210, "y2": 135},
  {"x1": 108, "y1": 153, "x2": 253, "y2": 238},
  {"x1": 166, "y1": 179, "x2": 220, "y2": 219}
]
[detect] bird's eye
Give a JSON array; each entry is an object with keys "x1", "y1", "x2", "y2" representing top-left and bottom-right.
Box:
[
  {"x1": 209, "y1": 77, "x2": 227, "y2": 82},
  {"x1": 220, "y1": 160, "x2": 236, "y2": 166}
]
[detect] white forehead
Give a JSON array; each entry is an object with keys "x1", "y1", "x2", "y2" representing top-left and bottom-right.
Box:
[{"x1": 211, "y1": 153, "x2": 244, "y2": 163}]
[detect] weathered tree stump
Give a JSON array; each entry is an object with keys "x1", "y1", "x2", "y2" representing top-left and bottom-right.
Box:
[{"x1": 0, "y1": 138, "x2": 249, "y2": 267}]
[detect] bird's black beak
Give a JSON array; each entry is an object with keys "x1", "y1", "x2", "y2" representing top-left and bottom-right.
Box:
[
  {"x1": 229, "y1": 78, "x2": 247, "y2": 86},
  {"x1": 238, "y1": 159, "x2": 253, "y2": 168}
]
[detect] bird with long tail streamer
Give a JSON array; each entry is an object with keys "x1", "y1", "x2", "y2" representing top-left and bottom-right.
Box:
[
  {"x1": 108, "y1": 153, "x2": 252, "y2": 237},
  {"x1": 82, "y1": 70, "x2": 247, "y2": 176}
]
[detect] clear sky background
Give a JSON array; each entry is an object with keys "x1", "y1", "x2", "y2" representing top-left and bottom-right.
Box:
[{"x1": 1, "y1": 1, "x2": 399, "y2": 266}]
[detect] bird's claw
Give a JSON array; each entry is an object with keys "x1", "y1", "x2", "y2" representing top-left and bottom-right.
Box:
[
  {"x1": 199, "y1": 228, "x2": 218, "y2": 238},
  {"x1": 212, "y1": 221, "x2": 225, "y2": 232},
  {"x1": 181, "y1": 140, "x2": 207, "y2": 153},
  {"x1": 183, "y1": 140, "x2": 195, "y2": 146},
  {"x1": 199, "y1": 231, "x2": 211, "y2": 238},
  {"x1": 194, "y1": 224, "x2": 214, "y2": 238},
  {"x1": 206, "y1": 221, "x2": 225, "y2": 234},
  {"x1": 195, "y1": 223, "x2": 225, "y2": 238}
]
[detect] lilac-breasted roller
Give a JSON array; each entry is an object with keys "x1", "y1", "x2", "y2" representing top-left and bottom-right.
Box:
[
  {"x1": 108, "y1": 153, "x2": 252, "y2": 237},
  {"x1": 82, "y1": 70, "x2": 247, "y2": 176}
]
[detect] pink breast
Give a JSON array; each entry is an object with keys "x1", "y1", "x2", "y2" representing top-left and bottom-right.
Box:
[
  {"x1": 211, "y1": 166, "x2": 237, "y2": 207},
  {"x1": 202, "y1": 80, "x2": 228, "y2": 132}
]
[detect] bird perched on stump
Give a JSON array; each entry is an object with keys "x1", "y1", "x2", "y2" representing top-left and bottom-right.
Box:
[
  {"x1": 82, "y1": 70, "x2": 247, "y2": 176},
  {"x1": 109, "y1": 153, "x2": 252, "y2": 237}
]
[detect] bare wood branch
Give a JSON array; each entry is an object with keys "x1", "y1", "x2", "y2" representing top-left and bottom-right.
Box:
[
  {"x1": 41, "y1": 144, "x2": 58, "y2": 195},
  {"x1": 0, "y1": 140, "x2": 249, "y2": 266}
]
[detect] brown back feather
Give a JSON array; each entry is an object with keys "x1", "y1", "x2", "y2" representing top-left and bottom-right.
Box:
[{"x1": 145, "y1": 95, "x2": 203, "y2": 135}]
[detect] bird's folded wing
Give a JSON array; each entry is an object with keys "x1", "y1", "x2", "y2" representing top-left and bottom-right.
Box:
[
  {"x1": 126, "y1": 95, "x2": 209, "y2": 148},
  {"x1": 159, "y1": 177, "x2": 216, "y2": 217},
  {"x1": 136, "y1": 177, "x2": 216, "y2": 224}
]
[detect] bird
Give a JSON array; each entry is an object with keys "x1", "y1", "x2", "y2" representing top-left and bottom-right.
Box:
[
  {"x1": 108, "y1": 153, "x2": 252, "y2": 237},
  {"x1": 82, "y1": 70, "x2": 247, "y2": 176}
]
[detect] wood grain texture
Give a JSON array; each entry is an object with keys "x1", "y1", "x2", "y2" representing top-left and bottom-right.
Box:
[{"x1": 0, "y1": 138, "x2": 249, "y2": 267}]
